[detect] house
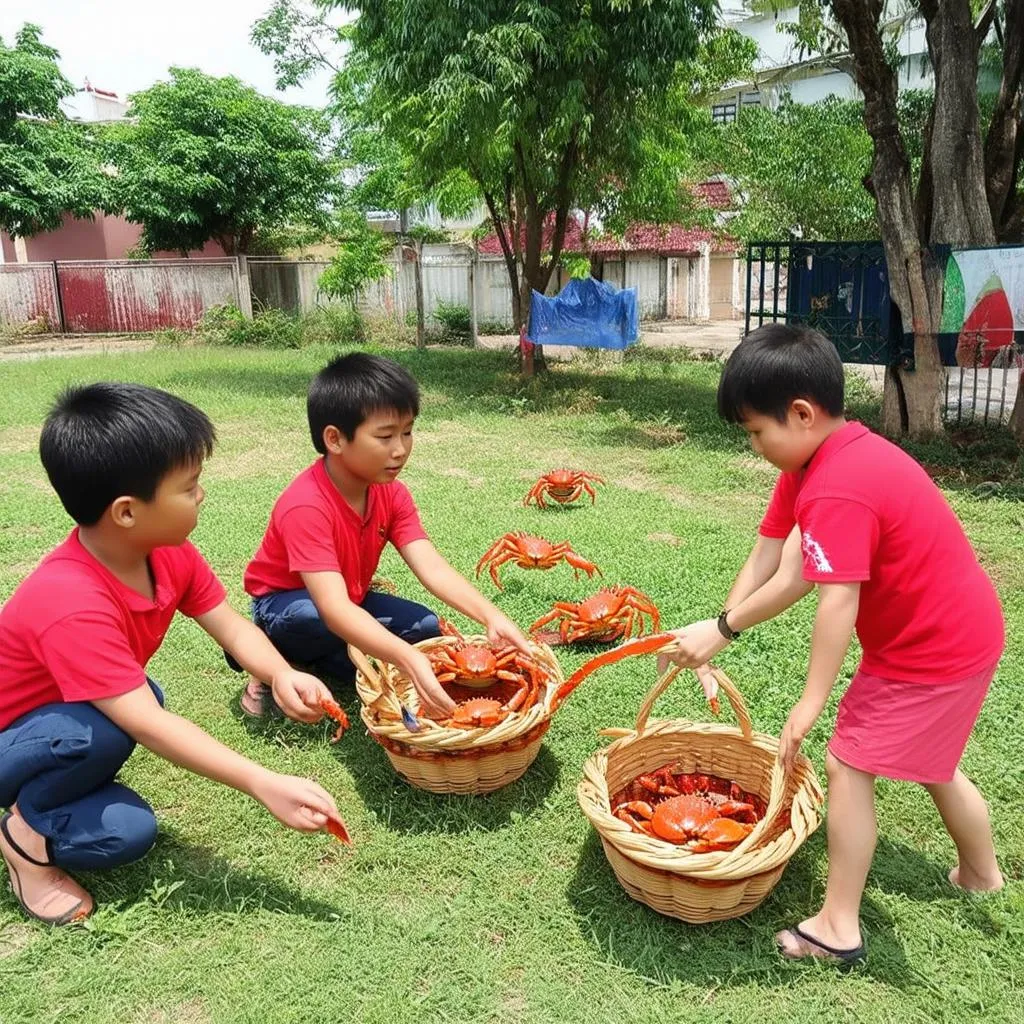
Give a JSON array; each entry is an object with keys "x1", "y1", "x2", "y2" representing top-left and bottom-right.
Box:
[
  {"x1": 475, "y1": 181, "x2": 743, "y2": 321},
  {"x1": 710, "y1": 2, "x2": 932, "y2": 120},
  {"x1": 0, "y1": 82, "x2": 224, "y2": 265}
]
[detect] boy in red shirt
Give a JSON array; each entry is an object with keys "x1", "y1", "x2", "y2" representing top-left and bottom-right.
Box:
[
  {"x1": 0, "y1": 384, "x2": 347, "y2": 926},
  {"x1": 664, "y1": 324, "x2": 1004, "y2": 965},
  {"x1": 237, "y1": 353, "x2": 529, "y2": 719}
]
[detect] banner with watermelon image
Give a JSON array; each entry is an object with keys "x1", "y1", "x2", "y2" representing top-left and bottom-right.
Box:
[{"x1": 939, "y1": 247, "x2": 1024, "y2": 368}]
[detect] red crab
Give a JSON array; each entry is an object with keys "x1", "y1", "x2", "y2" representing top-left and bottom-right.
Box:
[
  {"x1": 614, "y1": 796, "x2": 754, "y2": 852},
  {"x1": 611, "y1": 766, "x2": 762, "y2": 852},
  {"x1": 423, "y1": 620, "x2": 553, "y2": 729},
  {"x1": 529, "y1": 585, "x2": 660, "y2": 644},
  {"x1": 524, "y1": 469, "x2": 606, "y2": 509},
  {"x1": 475, "y1": 531, "x2": 601, "y2": 591}
]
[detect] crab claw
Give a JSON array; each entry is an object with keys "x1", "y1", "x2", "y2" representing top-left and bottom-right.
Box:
[
  {"x1": 319, "y1": 699, "x2": 350, "y2": 743},
  {"x1": 552, "y1": 632, "x2": 677, "y2": 710},
  {"x1": 325, "y1": 816, "x2": 352, "y2": 845}
]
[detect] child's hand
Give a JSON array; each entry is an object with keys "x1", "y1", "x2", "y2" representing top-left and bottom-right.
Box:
[
  {"x1": 251, "y1": 770, "x2": 347, "y2": 834},
  {"x1": 404, "y1": 650, "x2": 457, "y2": 717},
  {"x1": 270, "y1": 669, "x2": 335, "y2": 723},
  {"x1": 485, "y1": 612, "x2": 533, "y2": 657},
  {"x1": 778, "y1": 698, "x2": 823, "y2": 770},
  {"x1": 656, "y1": 620, "x2": 730, "y2": 675}
]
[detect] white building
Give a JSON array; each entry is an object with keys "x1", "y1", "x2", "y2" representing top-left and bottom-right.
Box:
[
  {"x1": 712, "y1": 3, "x2": 932, "y2": 120},
  {"x1": 61, "y1": 80, "x2": 129, "y2": 124}
]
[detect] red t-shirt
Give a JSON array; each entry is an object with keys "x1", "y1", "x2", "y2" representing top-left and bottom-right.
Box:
[
  {"x1": 0, "y1": 531, "x2": 226, "y2": 730},
  {"x1": 243, "y1": 459, "x2": 428, "y2": 604},
  {"x1": 759, "y1": 422, "x2": 1004, "y2": 682}
]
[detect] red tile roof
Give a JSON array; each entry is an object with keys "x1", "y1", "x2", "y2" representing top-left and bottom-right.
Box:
[
  {"x1": 475, "y1": 216, "x2": 737, "y2": 257},
  {"x1": 694, "y1": 178, "x2": 733, "y2": 210}
]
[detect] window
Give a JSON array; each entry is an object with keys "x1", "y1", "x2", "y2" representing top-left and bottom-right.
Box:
[
  {"x1": 712, "y1": 101, "x2": 737, "y2": 124},
  {"x1": 740, "y1": 90, "x2": 761, "y2": 108}
]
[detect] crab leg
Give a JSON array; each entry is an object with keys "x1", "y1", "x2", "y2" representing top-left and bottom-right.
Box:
[
  {"x1": 483, "y1": 550, "x2": 516, "y2": 590},
  {"x1": 552, "y1": 632, "x2": 677, "y2": 709},
  {"x1": 562, "y1": 550, "x2": 602, "y2": 580}
]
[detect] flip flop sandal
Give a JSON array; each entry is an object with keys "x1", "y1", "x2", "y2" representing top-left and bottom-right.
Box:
[
  {"x1": 777, "y1": 924, "x2": 866, "y2": 968},
  {"x1": 0, "y1": 812, "x2": 91, "y2": 926},
  {"x1": 239, "y1": 681, "x2": 276, "y2": 718}
]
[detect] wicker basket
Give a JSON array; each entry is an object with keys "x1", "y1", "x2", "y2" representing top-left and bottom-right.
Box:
[
  {"x1": 577, "y1": 663, "x2": 824, "y2": 923},
  {"x1": 350, "y1": 635, "x2": 564, "y2": 795}
]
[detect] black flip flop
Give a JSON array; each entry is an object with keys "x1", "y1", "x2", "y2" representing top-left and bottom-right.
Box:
[
  {"x1": 778, "y1": 924, "x2": 866, "y2": 967},
  {"x1": 0, "y1": 812, "x2": 91, "y2": 926}
]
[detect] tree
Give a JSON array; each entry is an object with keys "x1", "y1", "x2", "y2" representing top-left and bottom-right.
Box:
[
  {"x1": 710, "y1": 96, "x2": 877, "y2": 241},
  {"x1": 754, "y1": 1, "x2": 1024, "y2": 439},
  {"x1": 103, "y1": 68, "x2": 342, "y2": 255},
  {"x1": 317, "y1": 210, "x2": 394, "y2": 308},
  {"x1": 0, "y1": 24, "x2": 109, "y2": 239},
  {"x1": 324, "y1": 1, "x2": 737, "y2": 369}
]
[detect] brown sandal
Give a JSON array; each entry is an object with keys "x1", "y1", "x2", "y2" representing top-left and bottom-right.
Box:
[{"x1": 0, "y1": 812, "x2": 92, "y2": 925}]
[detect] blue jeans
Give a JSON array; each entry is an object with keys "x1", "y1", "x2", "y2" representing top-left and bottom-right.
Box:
[
  {"x1": 249, "y1": 588, "x2": 440, "y2": 682},
  {"x1": 0, "y1": 680, "x2": 164, "y2": 871}
]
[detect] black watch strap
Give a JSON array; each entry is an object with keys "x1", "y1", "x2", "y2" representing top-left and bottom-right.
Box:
[{"x1": 717, "y1": 609, "x2": 741, "y2": 641}]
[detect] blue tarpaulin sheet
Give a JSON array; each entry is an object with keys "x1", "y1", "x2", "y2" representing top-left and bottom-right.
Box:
[{"x1": 526, "y1": 276, "x2": 639, "y2": 349}]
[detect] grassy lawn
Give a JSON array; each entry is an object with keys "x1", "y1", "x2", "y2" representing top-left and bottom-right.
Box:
[{"x1": 0, "y1": 343, "x2": 1021, "y2": 1024}]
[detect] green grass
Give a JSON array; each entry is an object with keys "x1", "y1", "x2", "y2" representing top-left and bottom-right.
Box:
[{"x1": 0, "y1": 344, "x2": 1021, "y2": 1024}]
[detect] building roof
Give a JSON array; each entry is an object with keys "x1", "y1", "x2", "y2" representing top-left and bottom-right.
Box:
[{"x1": 475, "y1": 180, "x2": 738, "y2": 258}]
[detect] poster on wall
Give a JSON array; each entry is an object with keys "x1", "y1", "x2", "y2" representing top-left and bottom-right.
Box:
[{"x1": 939, "y1": 247, "x2": 1024, "y2": 368}]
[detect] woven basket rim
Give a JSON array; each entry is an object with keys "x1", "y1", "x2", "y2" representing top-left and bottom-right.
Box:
[
  {"x1": 578, "y1": 716, "x2": 824, "y2": 881},
  {"x1": 353, "y1": 634, "x2": 564, "y2": 753}
]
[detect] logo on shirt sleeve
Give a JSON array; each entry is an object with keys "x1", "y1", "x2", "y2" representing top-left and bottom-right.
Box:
[{"x1": 801, "y1": 531, "x2": 834, "y2": 573}]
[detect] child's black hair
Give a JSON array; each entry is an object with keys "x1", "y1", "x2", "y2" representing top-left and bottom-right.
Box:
[
  {"x1": 39, "y1": 382, "x2": 216, "y2": 526},
  {"x1": 307, "y1": 353, "x2": 420, "y2": 452},
  {"x1": 717, "y1": 323, "x2": 845, "y2": 423}
]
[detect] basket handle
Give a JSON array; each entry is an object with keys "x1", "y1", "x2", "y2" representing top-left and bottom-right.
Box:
[
  {"x1": 712, "y1": 752, "x2": 789, "y2": 867},
  {"x1": 347, "y1": 643, "x2": 384, "y2": 692},
  {"x1": 629, "y1": 663, "x2": 753, "y2": 742}
]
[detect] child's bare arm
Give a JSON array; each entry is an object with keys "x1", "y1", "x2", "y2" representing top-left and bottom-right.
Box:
[
  {"x1": 663, "y1": 527, "x2": 809, "y2": 670},
  {"x1": 300, "y1": 570, "x2": 455, "y2": 715},
  {"x1": 778, "y1": 581, "x2": 860, "y2": 768},
  {"x1": 398, "y1": 539, "x2": 532, "y2": 655},
  {"x1": 92, "y1": 685, "x2": 342, "y2": 833},
  {"x1": 724, "y1": 533, "x2": 789, "y2": 609},
  {"x1": 195, "y1": 600, "x2": 335, "y2": 722}
]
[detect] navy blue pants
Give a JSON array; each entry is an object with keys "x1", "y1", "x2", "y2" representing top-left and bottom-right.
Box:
[
  {"x1": 249, "y1": 588, "x2": 440, "y2": 681},
  {"x1": 0, "y1": 680, "x2": 164, "y2": 871}
]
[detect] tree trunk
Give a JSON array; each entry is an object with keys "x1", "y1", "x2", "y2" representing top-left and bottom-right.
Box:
[
  {"x1": 832, "y1": 0, "x2": 945, "y2": 438},
  {"x1": 413, "y1": 239, "x2": 425, "y2": 350}
]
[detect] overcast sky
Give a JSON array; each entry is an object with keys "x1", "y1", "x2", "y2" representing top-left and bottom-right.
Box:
[{"x1": 0, "y1": 0, "x2": 335, "y2": 110}]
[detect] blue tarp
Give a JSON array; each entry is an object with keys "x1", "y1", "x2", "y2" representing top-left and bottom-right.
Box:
[{"x1": 526, "y1": 276, "x2": 639, "y2": 349}]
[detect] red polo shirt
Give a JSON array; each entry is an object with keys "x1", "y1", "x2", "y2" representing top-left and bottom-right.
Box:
[
  {"x1": 243, "y1": 459, "x2": 428, "y2": 604},
  {"x1": 759, "y1": 422, "x2": 1004, "y2": 682},
  {"x1": 0, "y1": 531, "x2": 226, "y2": 730}
]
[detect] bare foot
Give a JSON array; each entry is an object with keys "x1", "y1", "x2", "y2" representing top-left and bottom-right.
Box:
[
  {"x1": 776, "y1": 911, "x2": 864, "y2": 964},
  {"x1": 0, "y1": 811, "x2": 93, "y2": 924},
  {"x1": 949, "y1": 864, "x2": 1004, "y2": 892},
  {"x1": 776, "y1": 919, "x2": 865, "y2": 966}
]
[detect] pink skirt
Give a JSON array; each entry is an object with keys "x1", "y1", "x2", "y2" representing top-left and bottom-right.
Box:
[{"x1": 827, "y1": 662, "x2": 997, "y2": 784}]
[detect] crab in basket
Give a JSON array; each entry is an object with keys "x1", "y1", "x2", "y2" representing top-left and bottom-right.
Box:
[
  {"x1": 529, "y1": 585, "x2": 661, "y2": 646},
  {"x1": 475, "y1": 531, "x2": 601, "y2": 591},
  {"x1": 523, "y1": 469, "x2": 606, "y2": 509},
  {"x1": 612, "y1": 765, "x2": 765, "y2": 852},
  {"x1": 411, "y1": 620, "x2": 555, "y2": 729}
]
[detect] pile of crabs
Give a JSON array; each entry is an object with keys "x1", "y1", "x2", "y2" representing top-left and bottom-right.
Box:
[{"x1": 330, "y1": 469, "x2": 766, "y2": 852}]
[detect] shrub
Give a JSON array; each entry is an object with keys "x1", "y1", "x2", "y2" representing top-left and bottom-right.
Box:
[{"x1": 433, "y1": 300, "x2": 472, "y2": 345}]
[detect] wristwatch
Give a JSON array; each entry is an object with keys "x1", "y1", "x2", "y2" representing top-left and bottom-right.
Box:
[{"x1": 717, "y1": 609, "x2": 741, "y2": 641}]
